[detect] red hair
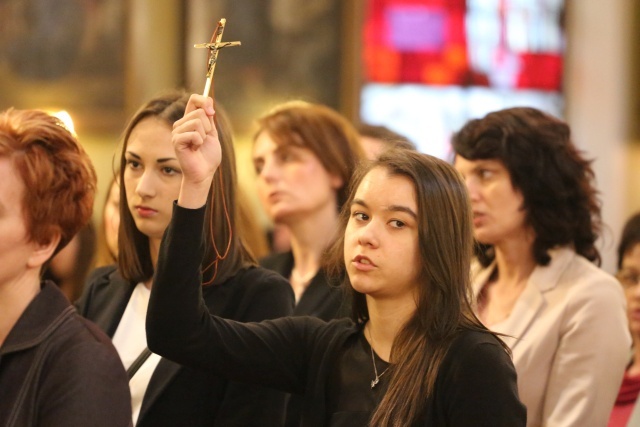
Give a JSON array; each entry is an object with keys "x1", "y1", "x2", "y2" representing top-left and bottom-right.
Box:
[{"x1": 0, "y1": 109, "x2": 96, "y2": 254}]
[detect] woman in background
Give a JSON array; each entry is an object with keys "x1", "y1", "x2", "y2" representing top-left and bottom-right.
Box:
[
  {"x1": 609, "y1": 212, "x2": 640, "y2": 426},
  {"x1": 76, "y1": 91, "x2": 293, "y2": 426},
  {"x1": 43, "y1": 221, "x2": 97, "y2": 301},
  {"x1": 94, "y1": 176, "x2": 120, "y2": 267},
  {"x1": 453, "y1": 107, "x2": 630, "y2": 427},
  {"x1": 253, "y1": 101, "x2": 364, "y2": 425},
  {"x1": 253, "y1": 101, "x2": 364, "y2": 320}
]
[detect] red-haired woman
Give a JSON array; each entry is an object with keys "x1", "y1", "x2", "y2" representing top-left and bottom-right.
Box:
[{"x1": 0, "y1": 108, "x2": 131, "y2": 426}]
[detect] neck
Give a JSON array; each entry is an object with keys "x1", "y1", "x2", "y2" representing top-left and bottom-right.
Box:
[
  {"x1": 146, "y1": 237, "x2": 161, "y2": 290},
  {"x1": 492, "y1": 233, "x2": 537, "y2": 286},
  {"x1": 0, "y1": 272, "x2": 41, "y2": 347},
  {"x1": 365, "y1": 295, "x2": 416, "y2": 362},
  {"x1": 286, "y1": 203, "x2": 339, "y2": 278},
  {"x1": 629, "y1": 339, "x2": 640, "y2": 376}
]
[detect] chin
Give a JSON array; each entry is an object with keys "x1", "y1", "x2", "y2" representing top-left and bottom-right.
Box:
[
  {"x1": 473, "y1": 233, "x2": 495, "y2": 246},
  {"x1": 349, "y1": 278, "x2": 376, "y2": 296},
  {"x1": 270, "y1": 208, "x2": 297, "y2": 224}
]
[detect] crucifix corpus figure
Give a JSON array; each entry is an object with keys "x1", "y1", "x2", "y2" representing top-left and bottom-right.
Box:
[{"x1": 194, "y1": 18, "x2": 241, "y2": 97}]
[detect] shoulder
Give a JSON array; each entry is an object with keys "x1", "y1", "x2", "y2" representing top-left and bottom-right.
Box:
[
  {"x1": 552, "y1": 249, "x2": 624, "y2": 304},
  {"x1": 450, "y1": 329, "x2": 507, "y2": 352},
  {"x1": 259, "y1": 251, "x2": 293, "y2": 274},
  {"x1": 435, "y1": 329, "x2": 518, "y2": 397},
  {"x1": 307, "y1": 317, "x2": 359, "y2": 345},
  {"x1": 46, "y1": 313, "x2": 126, "y2": 377},
  {"x1": 37, "y1": 314, "x2": 131, "y2": 425},
  {"x1": 434, "y1": 329, "x2": 526, "y2": 425},
  {"x1": 211, "y1": 266, "x2": 295, "y2": 320},
  {"x1": 271, "y1": 316, "x2": 357, "y2": 341},
  {"x1": 83, "y1": 264, "x2": 126, "y2": 294},
  {"x1": 229, "y1": 265, "x2": 292, "y2": 296},
  {"x1": 445, "y1": 329, "x2": 513, "y2": 371},
  {"x1": 75, "y1": 264, "x2": 130, "y2": 313}
]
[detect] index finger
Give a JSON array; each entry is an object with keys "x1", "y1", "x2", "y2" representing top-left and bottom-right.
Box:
[{"x1": 185, "y1": 94, "x2": 215, "y2": 116}]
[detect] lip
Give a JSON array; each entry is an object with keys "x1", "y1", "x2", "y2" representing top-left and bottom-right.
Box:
[
  {"x1": 630, "y1": 309, "x2": 640, "y2": 322},
  {"x1": 472, "y1": 211, "x2": 486, "y2": 227},
  {"x1": 135, "y1": 206, "x2": 157, "y2": 218},
  {"x1": 352, "y1": 255, "x2": 377, "y2": 271},
  {"x1": 266, "y1": 190, "x2": 286, "y2": 203}
]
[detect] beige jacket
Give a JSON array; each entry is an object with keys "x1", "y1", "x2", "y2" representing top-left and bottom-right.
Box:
[{"x1": 472, "y1": 247, "x2": 631, "y2": 427}]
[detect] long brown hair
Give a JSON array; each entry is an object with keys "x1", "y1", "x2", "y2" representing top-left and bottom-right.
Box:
[
  {"x1": 118, "y1": 90, "x2": 254, "y2": 285},
  {"x1": 327, "y1": 149, "x2": 503, "y2": 426}
]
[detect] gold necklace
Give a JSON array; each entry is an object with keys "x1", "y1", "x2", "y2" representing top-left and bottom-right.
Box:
[{"x1": 367, "y1": 327, "x2": 390, "y2": 389}]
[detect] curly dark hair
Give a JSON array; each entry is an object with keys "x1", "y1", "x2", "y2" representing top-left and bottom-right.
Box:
[{"x1": 451, "y1": 107, "x2": 602, "y2": 267}]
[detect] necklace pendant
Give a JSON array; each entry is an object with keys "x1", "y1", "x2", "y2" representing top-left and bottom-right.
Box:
[{"x1": 371, "y1": 377, "x2": 379, "y2": 389}]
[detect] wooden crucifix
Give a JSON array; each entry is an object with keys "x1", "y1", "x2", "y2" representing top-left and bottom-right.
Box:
[{"x1": 194, "y1": 18, "x2": 241, "y2": 98}]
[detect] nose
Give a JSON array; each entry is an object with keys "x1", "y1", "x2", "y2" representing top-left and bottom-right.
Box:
[
  {"x1": 258, "y1": 156, "x2": 280, "y2": 184},
  {"x1": 464, "y1": 177, "x2": 481, "y2": 202},
  {"x1": 135, "y1": 170, "x2": 157, "y2": 199},
  {"x1": 356, "y1": 220, "x2": 380, "y2": 248},
  {"x1": 632, "y1": 282, "x2": 640, "y2": 298}
]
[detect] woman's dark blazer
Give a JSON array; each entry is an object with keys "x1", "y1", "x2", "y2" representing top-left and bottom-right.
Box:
[
  {"x1": 260, "y1": 251, "x2": 348, "y2": 321},
  {"x1": 76, "y1": 264, "x2": 294, "y2": 427}
]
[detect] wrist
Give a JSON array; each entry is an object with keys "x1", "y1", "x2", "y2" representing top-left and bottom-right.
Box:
[{"x1": 178, "y1": 179, "x2": 212, "y2": 209}]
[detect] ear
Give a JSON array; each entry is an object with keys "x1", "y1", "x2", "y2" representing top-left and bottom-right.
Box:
[
  {"x1": 329, "y1": 173, "x2": 344, "y2": 191},
  {"x1": 27, "y1": 233, "x2": 62, "y2": 270}
]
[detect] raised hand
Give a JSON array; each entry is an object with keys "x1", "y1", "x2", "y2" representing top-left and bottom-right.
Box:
[{"x1": 172, "y1": 94, "x2": 221, "y2": 208}]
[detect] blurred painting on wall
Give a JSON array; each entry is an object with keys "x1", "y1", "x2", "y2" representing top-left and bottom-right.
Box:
[
  {"x1": 185, "y1": 0, "x2": 344, "y2": 135},
  {"x1": 0, "y1": 0, "x2": 126, "y2": 133}
]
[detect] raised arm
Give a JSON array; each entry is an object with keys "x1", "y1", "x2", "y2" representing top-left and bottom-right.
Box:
[
  {"x1": 146, "y1": 95, "x2": 309, "y2": 393},
  {"x1": 171, "y1": 94, "x2": 220, "y2": 209}
]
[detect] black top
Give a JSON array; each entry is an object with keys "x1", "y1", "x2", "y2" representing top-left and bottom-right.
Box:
[
  {"x1": 260, "y1": 251, "x2": 350, "y2": 426},
  {"x1": 147, "y1": 204, "x2": 527, "y2": 427},
  {"x1": 76, "y1": 258, "x2": 294, "y2": 426},
  {"x1": 0, "y1": 282, "x2": 131, "y2": 427},
  {"x1": 325, "y1": 333, "x2": 390, "y2": 426},
  {"x1": 260, "y1": 251, "x2": 349, "y2": 321}
]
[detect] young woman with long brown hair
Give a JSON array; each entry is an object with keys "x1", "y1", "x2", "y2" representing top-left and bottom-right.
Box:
[
  {"x1": 146, "y1": 94, "x2": 526, "y2": 426},
  {"x1": 76, "y1": 91, "x2": 293, "y2": 426}
]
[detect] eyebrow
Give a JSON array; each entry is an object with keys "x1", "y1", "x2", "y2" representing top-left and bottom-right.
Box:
[
  {"x1": 351, "y1": 198, "x2": 418, "y2": 219},
  {"x1": 126, "y1": 151, "x2": 177, "y2": 163}
]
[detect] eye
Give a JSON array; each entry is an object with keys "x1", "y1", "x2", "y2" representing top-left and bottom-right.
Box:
[
  {"x1": 352, "y1": 211, "x2": 369, "y2": 222},
  {"x1": 478, "y1": 169, "x2": 493, "y2": 180},
  {"x1": 253, "y1": 160, "x2": 264, "y2": 175},
  {"x1": 126, "y1": 159, "x2": 141, "y2": 170},
  {"x1": 162, "y1": 166, "x2": 180, "y2": 176},
  {"x1": 277, "y1": 150, "x2": 296, "y2": 163},
  {"x1": 389, "y1": 219, "x2": 405, "y2": 229},
  {"x1": 617, "y1": 269, "x2": 640, "y2": 289}
]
